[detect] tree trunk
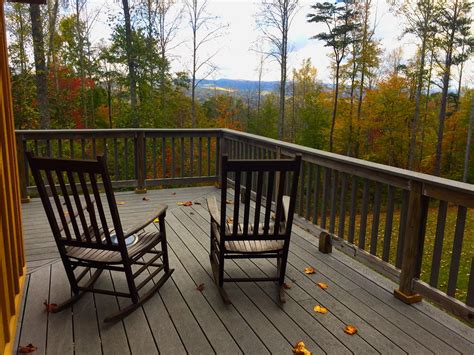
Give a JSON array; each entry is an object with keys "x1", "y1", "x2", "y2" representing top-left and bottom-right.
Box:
[
  {"x1": 462, "y1": 97, "x2": 474, "y2": 182},
  {"x1": 278, "y1": 54, "x2": 287, "y2": 140},
  {"x1": 75, "y1": 0, "x2": 87, "y2": 128},
  {"x1": 347, "y1": 55, "x2": 357, "y2": 156},
  {"x1": 30, "y1": 4, "x2": 50, "y2": 129},
  {"x1": 191, "y1": 2, "x2": 197, "y2": 127},
  {"x1": 408, "y1": 33, "x2": 428, "y2": 170},
  {"x1": 122, "y1": 0, "x2": 138, "y2": 127},
  {"x1": 329, "y1": 62, "x2": 340, "y2": 153}
]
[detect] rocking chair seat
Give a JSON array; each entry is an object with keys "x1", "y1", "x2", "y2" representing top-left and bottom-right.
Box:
[{"x1": 65, "y1": 231, "x2": 160, "y2": 264}]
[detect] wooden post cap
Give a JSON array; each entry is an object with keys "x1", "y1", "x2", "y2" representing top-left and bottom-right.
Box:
[{"x1": 319, "y1": 231, "x2": 332, "y2": 254}]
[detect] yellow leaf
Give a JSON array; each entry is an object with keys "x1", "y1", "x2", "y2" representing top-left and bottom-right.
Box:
[
  {"x1": 116, "y1": 201, "x2": 126, "y2": 205},
  {"x1": 304, "y1": 267, "x2": 315, "y2": 274},
  {"x1": 313, "y1": 305, "x2": 329, "y2": 314},
  {"x1": 344, "y1": 325, "x2": 358, "y2": 335},
  {"x1": 226, "y1": 217, "x2": 233, "y2": 224},
  {"x1": 153, "y1": 218, "x2": 159, "y2": 223},
  {"x1": 292, "y1": 341, "x2": 312, "y2": 355},
  {"x1": 177, "y1": 201, "x2": 193, "y2": 206},
  {"x1": 317, "y1": 282, "x2": 328, "y2": 290},
  {"x1": 226, "y1": 200, "x2": 233, "y2": 204}
]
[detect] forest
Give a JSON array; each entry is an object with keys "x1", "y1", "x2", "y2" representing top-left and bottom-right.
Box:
[{"x1": 5, "y1": 0, "x2": 474, "y2": 182}]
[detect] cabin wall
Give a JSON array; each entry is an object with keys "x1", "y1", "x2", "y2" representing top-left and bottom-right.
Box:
[{"x1": 0, "y1": 0, "x2": 27, "y2": 353}]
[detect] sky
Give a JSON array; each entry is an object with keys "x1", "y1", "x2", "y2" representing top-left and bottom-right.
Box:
[{"x1": 87, "y1": 0, "x2": 473, "y2": 85}]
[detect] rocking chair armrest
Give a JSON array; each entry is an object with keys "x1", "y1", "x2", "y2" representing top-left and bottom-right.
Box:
[
  {"x1": 207, "y1": 196, "x2": 221, "y2": 226},
  {"x1": 123, "y1": 203, "x2": 168, "y2": 237}
]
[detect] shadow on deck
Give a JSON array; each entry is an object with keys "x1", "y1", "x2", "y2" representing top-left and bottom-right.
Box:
[{"x1": 16, "y1": 186, "x2": 473, "y2": 354}]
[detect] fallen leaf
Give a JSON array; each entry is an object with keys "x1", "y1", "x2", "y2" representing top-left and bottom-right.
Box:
[
  {"x1": 283, "y1": 282, "x2": 292, "y2": 289},
  {"x1": 304, "y1": 267, "x2": 315, "y2": 274},
  {"x1": 190, "y1": 212, "x2": 195, "y2": 215},
  {"x1": 153, "y1": 218, "x2": 160, "y2": 223},
  {"x1": 177, "y1": 201, "x2": 193, "y2": 206},
  {"x1": 142, "y1": 197, "x2": 150, "y2": 201},
  {"x1": 194, "y1": 201, "x2": 201, "y2": 205},
  {"x1": 19, "y1": 344, "x2": 38, "y2": 353},
  {"x1": 226, "y1": 217, "x2": 233, "y2": 224},
  {"x1": 292, "y1": 341, "x2": 311, "y2": 355},
  {"x1": 43, "y1": 300, "x2": 58, "y2": 313},
  {"x1": 196, "y1": 283, "x2": 205, "y2": 292},
  {"x1": 317, "y1": 282, "x2": 328, "y2": 290},
  {"x1": 313, "y1": 305, "x2": 329, "y2": 314},
  {"x1": 344, "y1": 325, "x2": 358, "y2": 335},
  {"x1": 226, "y1": 200, "x2": 233, "y2": 204},
  {"x1": 116, "y1": 201, "x2": 126, "y2": 205},
  {"x1": 172, "y1": 192, "x2": 176, "y2": 195}
]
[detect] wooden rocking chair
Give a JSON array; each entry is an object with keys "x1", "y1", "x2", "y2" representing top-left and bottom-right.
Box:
[
  {"x1": 26, "y1": 152, "x2": 174, "y2": 323},
  {"x1": 207, "y1": 154, "x2": 301, "y2": 304}
]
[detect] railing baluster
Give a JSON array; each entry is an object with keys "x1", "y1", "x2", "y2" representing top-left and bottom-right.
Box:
[
  {"x1": 396, "y1": 190, "x2": 409, "y2": 268},
  {"x1": 370, "y1": 182, "x2": 382, "y2": 255},
  {"x1": 447, "y1": 206, "x2": 467, "y2": 297},
  {"x1": 298, "y1": 161, "x2": 305, "y2": 216},
  {"x1": 207, "y1": 137, "x2": 211, "y2": 176},
  {"x1": 198, "y1": 137, "x2": 202, "y2": 177},
  {"x1": 312, "y1": 166, "x2": 321, "y2": 225},
  {"x1": 171, "y1": 136, "x2": 176, "y2": 178},
  {"x1": 190, "y1": 137, "x2": 194, "y2": 177},
  {"x1": 382, "y1": 185, "x2": 395, "y2": 262},
  {"x1": 114, "y1": 138, "x2": 119, "y2": 179},
  {"x1": 348, "y1": 176, "x2": 358, "y2": 244},
  {"x1": 124, "y1": 138, "x2": 129, "y2": 180},
  {"x1": 162, "y1": 137, "x2": 166, "y2": 178},
  {"x1": 305, "y1": 165, "x2": 313, "y2": 219},
  {"x1": 430, "y1": 200, "x2": 448, "y2": 287},
  {"x1": 81, "y1": 138, "x2": 85, "y2": 159},
  {"x1": 216, "y1": 136, "x2": 220, "y2": 177},
  {"x1": 467, "y1": 258, "x2": 474, "y2": 307},
  {"x1": 329, "y1": 170, "x2": 338, "y2": 234},
  {"x1": 153, "y1": 137, "x2": 157, "y2": 179},
  {"x1": 338, "y1": 173, "x2": 348, "y2": 239},
  {"x1": 359, "y1": 178, "x2": 370, "y2": 249}
]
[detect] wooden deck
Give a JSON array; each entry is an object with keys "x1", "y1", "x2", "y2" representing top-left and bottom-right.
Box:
[{"x1": 16, "y1": 186, "x2": 473, "y2": 354}]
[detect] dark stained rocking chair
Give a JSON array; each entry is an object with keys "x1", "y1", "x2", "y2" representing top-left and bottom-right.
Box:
[
  {"x1": 26, "y1": 152, "x2": 174, "y2": 323},
  {"x1": 207, "y1": 154, "x2": 301, "y2": 304}
]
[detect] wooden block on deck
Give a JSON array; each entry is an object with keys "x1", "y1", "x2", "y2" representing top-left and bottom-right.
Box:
[
  {"x1": 394, "y1": 288, "x2": 422, "y2": 304},
  {"x1": 319, "y1": 231, "x2": 332, "y2": 254}
]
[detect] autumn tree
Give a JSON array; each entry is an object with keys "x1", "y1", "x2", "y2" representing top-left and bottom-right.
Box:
[
  {"x1": 185, "y1": 0, "x2": 226, "y2": 127},
  {"x1": 257, "y1": 0, "x2": 299, "y2": 140},
  {"x1": 433, "y1": 0, "x2": 473, "y2": 176},
  {"x1": 308, "y1": 0, "x2": 356, "y2": 152},
  {"x1": 30, "y1": 3, "x2": 50, "y2": 128}
]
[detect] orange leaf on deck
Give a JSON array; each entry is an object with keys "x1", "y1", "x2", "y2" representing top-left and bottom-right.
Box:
[
  {"x1": 116, "y1": 201, "x2": 126, "y2": 205},
  {"x1": 283, "y1": 282, "x2": 292, "y2": 289},
  {"x1": 43, "y1": 300, "x2": 58, "y2": 313},
  {"x1": 313, "y1": 305, "x2": 329, "y2": 314},
  {"x1": 177, "y1": 201, "x2": 193, "y2": 206},
  {"x1": 344, "y1": 325, "x2": 358, "y2": 335},
  {"x1": 142, "y1": 197, "x2": 150, "y2": 201},
  {"x1": 226, "y1": 217, "x2": 233, "y2": 224},
  {"x1": 317, "y1": 282, "x2": 328, "y2": 290},
  {"x1": 292, "y1": 341, "x2": 312, "y2": 355},
  {"x1": 226, "y1": 200, "x2": 233, "y2": 204},
  {"x1": 304, "y1": 267, "x2": 315, "y2": 274},
  {"x1": 19, "y1": 344, "x2": 38, "y2": 353},
  {"x1": 196, "y1": 283, "x2": 205, "y2": 292},
  {"x1": 153, "y1": 218, "x2": 160, "y2": 223}
]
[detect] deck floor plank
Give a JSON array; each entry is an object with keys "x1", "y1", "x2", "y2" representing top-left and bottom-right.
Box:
[{"x1": 16, "y1": 186, "x2": 474, "y2": 355}]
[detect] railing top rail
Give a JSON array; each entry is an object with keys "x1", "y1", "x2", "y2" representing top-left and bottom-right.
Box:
[
  {"x1": 16, "y1": 128, "x2": 222, "y2": 135},
  {"x1": 222, "y1": 129, "x2": 474, "y2": 197}
]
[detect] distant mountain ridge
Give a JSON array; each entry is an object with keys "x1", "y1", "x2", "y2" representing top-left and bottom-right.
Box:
[{"x1": 197, "y1": 78, "x2": 280, "y2": 91}]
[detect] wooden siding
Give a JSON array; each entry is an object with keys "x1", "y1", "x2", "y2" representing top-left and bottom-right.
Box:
[{"x1": 0, "y1": 1, "x2": 27, "y2": 354}]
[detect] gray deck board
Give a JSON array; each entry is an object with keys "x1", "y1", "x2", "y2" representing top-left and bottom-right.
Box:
[{"x1": 16, "y1": 186, "x2": 473, "y2": 355}]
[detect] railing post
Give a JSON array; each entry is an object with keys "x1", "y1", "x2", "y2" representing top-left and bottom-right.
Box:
[
  {"x1": 135, "y1": 131, "x2": 146, "y2": 194},
  {"x1": 394, "y1": 180, "x2": 423, "y2": 304},
  {"x1": 217, "y1": 133, "x2": 226, "y2": 188},
  {"x1": 16, "y1": 134, "x2": 30, "y2": 203}
]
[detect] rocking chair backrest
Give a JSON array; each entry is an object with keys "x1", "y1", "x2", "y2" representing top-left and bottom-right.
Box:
[
  {"x1": 26, "y1": 152, "x2": 126, "y2": 251},
  {"x1": 220, "y1": 154, "x2": 301, "y2": 243}
]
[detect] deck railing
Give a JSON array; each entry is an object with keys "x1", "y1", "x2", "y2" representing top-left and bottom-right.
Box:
[{"x1": 16, "y1": 128, "x2": 473, "y2": 323}]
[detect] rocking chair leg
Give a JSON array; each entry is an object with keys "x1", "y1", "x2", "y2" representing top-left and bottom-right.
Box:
[
  {"x1": 53, "y1": 268, "x2": 104, "y2": 313},
  {"x1": 103, "y1": 268, "x2": 174, "y2": 323},
  {"x1": 210, "y1": 251, "x2": 231, "y2": 305},
  {"x1": 277, "y1": 253, "x2": 286, "y2": 304}
]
